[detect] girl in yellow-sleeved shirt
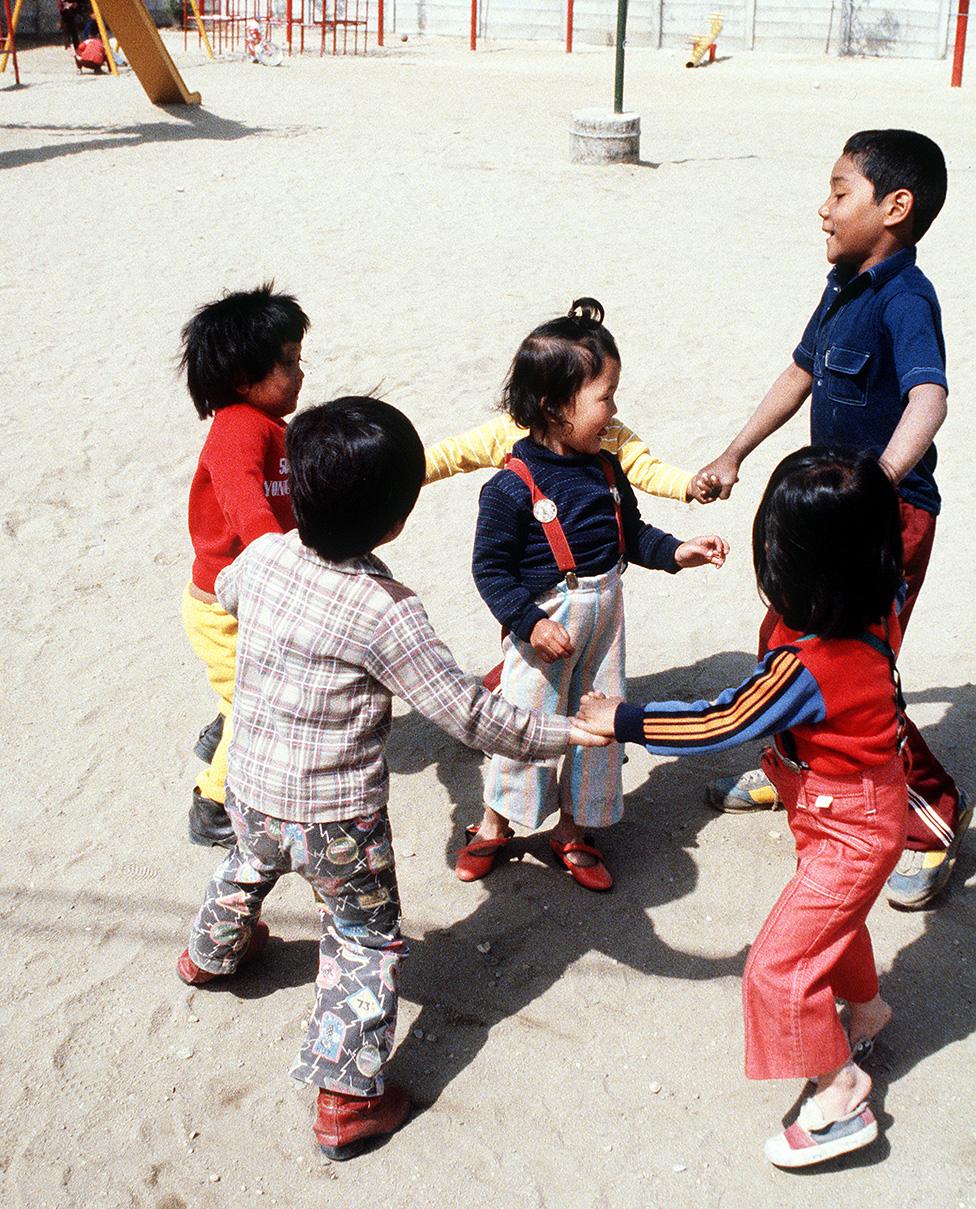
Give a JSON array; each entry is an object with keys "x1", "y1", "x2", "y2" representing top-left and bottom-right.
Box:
[{"x1": 425, "y1": 412, "x2": 706, "y2": 503}]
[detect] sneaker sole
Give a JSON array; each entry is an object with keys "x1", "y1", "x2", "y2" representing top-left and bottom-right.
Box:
[
  {"x1": 317, "y1": 1139, "x2": 369, "y2": 1161},
  {"x1": 766, "y1": 1118, "x2": 878, "y2": 1168},
  {"x1": 188, "y1": 827, "x2": 237, "y2": 849}
]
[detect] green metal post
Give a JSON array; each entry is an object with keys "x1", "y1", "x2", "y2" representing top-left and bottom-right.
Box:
[{"x1": 613, "y1": 0, "x2": 629, "y2": 112}]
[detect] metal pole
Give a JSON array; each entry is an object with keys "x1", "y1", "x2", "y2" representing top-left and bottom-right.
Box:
[
  {"x1": 951, "y1": 0, "x2": 969, "y2": 85},
  {"x1": 89, "y1": 0, "x2": 119, "y2": 76},
  {"x1": 377, "y1": 0, "x2": 383, "y2": 45},
  {"x1": 187, "y1": 0, "x2": 214, "y2": 56},
  {"x1": 470, "y1": 0, "x2": 476, "y2": 49},
  {"x1": 566, "y1": 0, "x2": 573, "y2": 52},
  {"x1": 0, "y1": 0, "x2": 23, "y2": 76},
  {"x1": 613, "y1": 0, "x2": 628, "y2": 112}
]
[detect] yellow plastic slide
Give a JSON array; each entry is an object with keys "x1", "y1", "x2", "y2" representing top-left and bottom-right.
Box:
[{"x1": 95, "y1": 0, "x2": 201, "y2": 104}]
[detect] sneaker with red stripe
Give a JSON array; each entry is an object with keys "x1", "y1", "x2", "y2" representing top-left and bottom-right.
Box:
[{"x1": 764, "y1": 1098, "x2": 878, "y2": 1168}]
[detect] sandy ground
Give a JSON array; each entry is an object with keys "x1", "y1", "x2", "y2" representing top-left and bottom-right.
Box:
[{"x1": 1, "y1": 30, "x2": 974, "y2": 1209}]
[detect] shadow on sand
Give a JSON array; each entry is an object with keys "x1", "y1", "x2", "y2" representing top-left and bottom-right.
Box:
[
  {"x1": 0, "y1": 108, "x2": 264, "y2": 170},
  {"x1": 382, "y1": 655, "x2": 974, "y2": 1124}
]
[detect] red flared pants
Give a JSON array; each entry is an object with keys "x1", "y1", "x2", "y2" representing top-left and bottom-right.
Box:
[{"x1": 742, "y1": 749, "x2": 907, "y2": 1080}]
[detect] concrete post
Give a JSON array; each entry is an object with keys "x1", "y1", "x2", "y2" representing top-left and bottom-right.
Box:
[{"x1": 570, "y1": 108, "x2": 640, "y2": 164}]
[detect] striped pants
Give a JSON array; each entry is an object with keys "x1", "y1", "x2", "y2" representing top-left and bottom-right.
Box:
[{"x1": 484, "y1": 566, "x2": 625, "y2": 830}]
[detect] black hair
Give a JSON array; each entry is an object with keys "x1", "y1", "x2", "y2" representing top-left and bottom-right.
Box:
[
  {"x1": 501, "y1": 297, "x2": 620, "y2": 436},
  {"x1": 180, "y1": 282, "x2": 310, "y2": 419},
  {"x1": 752, "y1": 447, "x2": 903, "y2": 638},
  {"x1": 843, "y1": 129, "x2": 947, "y2": 241},
  {"x1": 286, "y1": 397, "x2": 425, "y2": 561}
]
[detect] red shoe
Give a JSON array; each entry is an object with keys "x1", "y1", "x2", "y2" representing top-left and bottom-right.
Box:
[
  {"x1": 455, "y1": 824, "x2": 514, "y2": 882},
  {"x1": 313, "y1": 1084, "x2": 412, "y2": 1160},
  {"x1": 549, "y1": 835, "x2": 613, "y2": 892},
  {"x1": 176, "y1": 920, "x2": 270, "y2": 986}
]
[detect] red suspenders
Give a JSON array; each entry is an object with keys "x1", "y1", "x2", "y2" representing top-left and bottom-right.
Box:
[{"x1": 505, "y1": 453, "x2": 625, "y2": 589}]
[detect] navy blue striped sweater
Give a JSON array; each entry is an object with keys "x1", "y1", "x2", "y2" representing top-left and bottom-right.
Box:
[{"x1": 472, "y1": 438, "x2": 682, "y2": 641}]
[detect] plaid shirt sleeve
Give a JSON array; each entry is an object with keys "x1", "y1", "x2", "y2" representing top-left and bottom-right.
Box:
[
  {"x1": 214, "y1": 550, "x2": 243, "y2": 616},
  {"x1": 363, "y1": 594, "x2": 570, "y2": 761}
]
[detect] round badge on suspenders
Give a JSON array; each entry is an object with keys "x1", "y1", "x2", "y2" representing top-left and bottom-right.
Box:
[{"x1": 533, "y1": 498, "x2": 558, "y2": 524}]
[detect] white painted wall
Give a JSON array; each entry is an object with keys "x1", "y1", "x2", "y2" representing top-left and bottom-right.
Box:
[
  {"x1": 388, "y1": 0, "x2": 953, "y2": 58},
  {"x1": 12, "y1": 0, "x2": 954, "y2": 58}
]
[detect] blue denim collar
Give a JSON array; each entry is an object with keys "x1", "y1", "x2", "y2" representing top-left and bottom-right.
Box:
[{"x1": 827, "y1": 245, "x2": 917, "y2": 295}]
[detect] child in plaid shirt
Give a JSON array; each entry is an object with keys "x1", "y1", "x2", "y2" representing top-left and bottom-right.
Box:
[{"x1": 176, "y1": 396, "x2": 605, "y2": 1161}]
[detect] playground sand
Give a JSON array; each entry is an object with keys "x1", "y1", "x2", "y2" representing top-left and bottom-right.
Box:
[{"x1": 1, "y1": 33, "x2": 975, "y2": 1209}]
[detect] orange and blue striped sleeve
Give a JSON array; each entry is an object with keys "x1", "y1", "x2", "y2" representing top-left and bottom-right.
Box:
[{"x1": 614, "y1": 647, "x2": 826, "y2": 755}]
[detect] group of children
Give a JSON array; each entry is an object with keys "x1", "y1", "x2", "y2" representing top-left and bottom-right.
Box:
[{"x1": 174, "y1": 128, "x2": 968, "y2": 1169}]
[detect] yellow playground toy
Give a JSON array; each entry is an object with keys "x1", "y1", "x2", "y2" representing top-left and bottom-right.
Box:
[{"x1": 686, "y1": 12, "x2": 723, "y2": 67}]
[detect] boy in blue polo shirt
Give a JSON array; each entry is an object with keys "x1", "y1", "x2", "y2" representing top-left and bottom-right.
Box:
[{"x1": 694, "y1": 129, "x2": 969, "y2": 911}]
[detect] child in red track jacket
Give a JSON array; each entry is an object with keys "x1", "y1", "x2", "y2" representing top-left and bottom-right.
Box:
[
  {"x1": 577, "y1": 447, "x2": 909, "y2": 1169},
  {"x1": 179, "y1": 283, "x2": 309, "y2": 848}
]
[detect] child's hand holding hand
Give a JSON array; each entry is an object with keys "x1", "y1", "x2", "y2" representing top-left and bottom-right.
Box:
[
  {"x1": 674, "y1": 535, "x2": 730, "y2": 569},
  {"x1": 568, "y1": 721, "x2": 613, "y2": 747},
  {"x1": 574, "y1": 691, "x2": 622, "y2": 739},
  {"x1": 693, "y1": 453, "x2": 740, "y2": 501},
  {"x1": 687, "y1": 472, "x2": 722, "y2": 504},
  {"x1": 530, "y1": 618, "x2": 574, "y2": 663}
]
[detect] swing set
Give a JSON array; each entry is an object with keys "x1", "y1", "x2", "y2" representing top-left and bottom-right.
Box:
[{"x1": 1, "y1": 0, "x2": 201, "y2": 100}]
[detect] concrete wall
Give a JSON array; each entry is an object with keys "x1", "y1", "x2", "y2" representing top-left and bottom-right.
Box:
[
  {"x1": 388, "y1": 0, "x2": 954, "y2": 58},
  {"x1": 14, "y1": 0, "x2": 953, "y2": 58}
]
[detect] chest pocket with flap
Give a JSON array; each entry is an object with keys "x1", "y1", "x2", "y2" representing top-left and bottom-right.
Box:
[{"x1": 825, "y1": 346, "x2": 870, "y2": 406}]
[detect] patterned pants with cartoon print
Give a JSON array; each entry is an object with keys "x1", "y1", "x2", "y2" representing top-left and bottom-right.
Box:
[{"x1": 186, "y1": 788, "x2": 404, "y2": 1097}]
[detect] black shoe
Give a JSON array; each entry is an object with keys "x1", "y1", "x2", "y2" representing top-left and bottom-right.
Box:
[
  {"x1": 188, "y1": 790, "x2": 236, "y2": 848},
  {"x1": 193, "y1": 713, "x2": 225, "y2": 763}
]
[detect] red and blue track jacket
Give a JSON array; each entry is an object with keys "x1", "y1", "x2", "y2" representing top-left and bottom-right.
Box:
[{"x1": 614, "y1": 616, "x2": 902, "y2": 776}]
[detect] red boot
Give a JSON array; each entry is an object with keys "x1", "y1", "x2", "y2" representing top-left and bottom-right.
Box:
[
  {"x1": 176, "y1": 920, "x2": 270, "y2": 986},
  {"x1": 312, "y1": 1084, "x2": 411, "y2": 1160}
]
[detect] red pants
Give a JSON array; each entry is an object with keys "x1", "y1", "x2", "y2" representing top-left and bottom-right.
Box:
[
  {"x1": 743, "y1": 750, "x2": 907, "y2": 1080},
  {"x1": 758, "y1": 499, "x2": 959, "y2": 852}
]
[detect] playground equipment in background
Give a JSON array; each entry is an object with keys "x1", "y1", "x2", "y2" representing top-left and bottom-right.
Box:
[
  {"x1": 951, "y1": 0, "x2": 969, "y2": 85},
  {"x1": 183, "y1": 0, "x2": 368, "y2": 57},
  {"x1": 93, "y1": 0, "x2": 200, "y2": 98},
  {"x1": 2, "y1": 0, "x2": 117, "y2": 78},
  {"x1": 1, "y1": 0, "x2": 200, "y2": 101},
  {"x1": 686, "y1": 12, "x2": 722, "y2": 66},
  {"x1": 1, "y1": 0, "x2": 21, "y2": 82}
]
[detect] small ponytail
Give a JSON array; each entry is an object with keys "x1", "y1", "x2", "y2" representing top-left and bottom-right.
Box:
[
  {"x1": 500, "y1": 297, "x2": 619, "y2": 433},
  {"x1": 568, "y1": 296, "x2": 605, "y2": 325}
]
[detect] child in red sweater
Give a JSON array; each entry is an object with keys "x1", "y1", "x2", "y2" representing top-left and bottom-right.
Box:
[{"x1": 179, "y1": 283, "x2": 309, "y2": 847}]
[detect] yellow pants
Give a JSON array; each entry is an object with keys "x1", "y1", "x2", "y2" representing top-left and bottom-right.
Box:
[{"x1": 181, "y1": 585, "x2": 237, "y2": 805}]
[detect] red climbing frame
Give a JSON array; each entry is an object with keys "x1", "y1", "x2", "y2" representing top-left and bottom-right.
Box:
[{"x1": 184, "y1": 0, "x2": 369, "y2": 56}]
